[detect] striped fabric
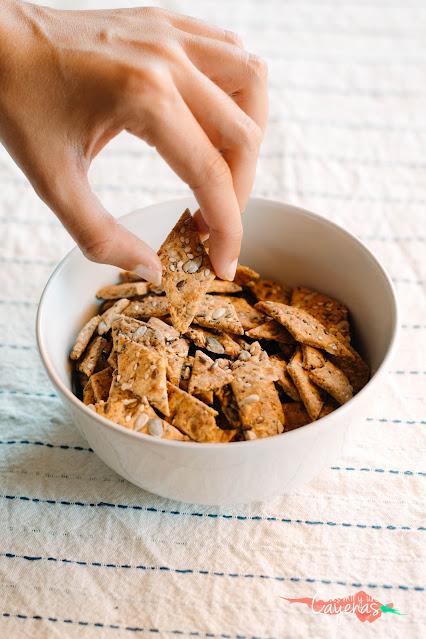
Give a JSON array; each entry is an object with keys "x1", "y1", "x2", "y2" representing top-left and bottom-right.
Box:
[{"x1": 0, "y1": 1, "x2": 425, "y2": 637}]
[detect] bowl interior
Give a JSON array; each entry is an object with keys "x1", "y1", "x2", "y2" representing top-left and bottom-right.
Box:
[{"x1": 38, "y1": 197, "x2": 397, "y2": 402}]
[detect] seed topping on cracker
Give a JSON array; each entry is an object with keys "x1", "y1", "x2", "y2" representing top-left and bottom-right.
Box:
[{"x1": 70, "y1": 211, "x2": 369, "y2": 443}]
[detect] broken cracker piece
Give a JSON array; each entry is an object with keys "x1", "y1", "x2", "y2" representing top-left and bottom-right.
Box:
[
  {"x1": 96, "y1": 281, "x2": 149, "y2": 300},
  {"x1": 215, "y1": 384, "x2": 242, "y2": 429},
  {"x1": 117, "y1": 340, "x2": 169, "y2": 416},
  {"x1": 78, "y1": 336, "x2": 110, "y2": 378},
  {"x1": 208, "y1": 280, "x2": 242, "y2": 294},
  {"x1": 282, "y1": 402, "x2": 311, "y2": 431},
  {"x1": 194, "y1": 295, "x2": 244, "y2": 335},
  {"x1": 256, "y1": 301, "x2": 353, "y2": 359},
  {"x1": 119, "y1": 270, "x2": 143, "y2": 283},
  {"x1": 223, "y1": 296, "x2": 265, "y2": 330},
  {"x1": 188, "y1": 350, "x2": 233, "y2": 395},
  {"x1": 309, "y1": 361, "x2": 353, "y2": 405},
  {"x1": 302, "y1": 345, "x2": 326, "y2": 370},
  {"x1": 158, "y1": 209, "x2": 215, "y2": 333},
  {"x1": 70, "y1": 315, "x2": 101, "y2": 360},
  {"x1": 248, "y1": 278, "x2": 291, "y2": 304},
  {"x1": 184, "y1": 326, "x2": 241, "y2": 357},
  {"x1": 291, "y1": 286, "x2": 350, "y2": 342},
  {"x1": 98, "y1": 298, "x2": 130, "y2": 335},
  {"x1": 330, "y1": 344, "x2": 369, "y2": 394},
  {"x1": 147, "y1": 317, "x2": 189, "y2": 385},
  {"x1": 286, "y1": 348, "x2": 323, "y2": 420},
  {"x1": 246, "y1": 319, "x2": 294, "y2": 344},
  {"x1": 85, "y1": 367, "x2": 113, "y2": 403},
  {"x1": 234, "y1": 263, "x2": 260, "y2": 286},
  {"x1": 270, "y1": 354, "x2": 300, "y2": 401},
  {"x1": 167, "y1": 382, "x2": 228, "y2": 443},
  {"x1": 123, "y1": 296, "x2": 169, "y2": 319}
]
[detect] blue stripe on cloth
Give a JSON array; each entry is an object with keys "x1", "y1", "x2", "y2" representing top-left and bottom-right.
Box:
[
  {"x1": 0, "y1": 441, "x2": 424, "y2": 478},
  {"x1": 0, "y1": 495, "x2": 424, "y2": 532},
  {"x1": 0, "y1": 440, "x2": 92, "y2": 452},
  {"x1": 0, "y1": 552, "x2": 423, "y2": 592},
  {"x1": 330, "y1": 466, "x2": 426, "y2": 477},
  {"x1": 0, "y1": 612, "x2": 271, "y2": 638}
]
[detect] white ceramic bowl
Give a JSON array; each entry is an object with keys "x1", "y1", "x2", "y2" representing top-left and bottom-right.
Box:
[{"x1": 36, "y1": 197, "x2": 398, "y2": 505}]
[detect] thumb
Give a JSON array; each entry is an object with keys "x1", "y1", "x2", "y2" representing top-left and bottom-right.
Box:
[{"x1": 45, "y1": 171, "x2": 162, "y2": 285}]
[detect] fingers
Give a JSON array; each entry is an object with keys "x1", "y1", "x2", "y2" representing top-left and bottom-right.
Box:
[
  {"x1": 41, "y1": 169, "x2": 162, "y2": 284},
  {"x1": 177, "y1": 64, "x2": 262, "y2": 212},
  {"x1": 127, "y1": 86, "x2": 242, "y2": 280},
  {"x1": 168, "y1": 12, "x2": 244, "y2": 48},
  {"x1": 181, "y1": 34, "x2": 269, "y2": 133}
]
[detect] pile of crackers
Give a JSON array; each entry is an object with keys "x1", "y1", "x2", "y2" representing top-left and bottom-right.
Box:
[{"x1": 70, "y1": 209, "x2": 369, "y2": 443}]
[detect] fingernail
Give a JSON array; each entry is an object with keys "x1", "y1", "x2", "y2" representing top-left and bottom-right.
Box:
[
  {"x1": 133, "y1": 263, "x2": 162, "y2": 287},
  {"x1": 221, "y1": 259, "x2": 238, "y2": 282}
]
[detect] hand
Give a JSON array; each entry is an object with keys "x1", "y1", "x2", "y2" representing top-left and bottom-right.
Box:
[{"x1": 0, "y1": 1, "x2": 268, "y2": 283}]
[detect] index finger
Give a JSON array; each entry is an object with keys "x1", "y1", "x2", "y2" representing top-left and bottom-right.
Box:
[{"x1": 128, "y1": 86, "x2": 242, "y2": 280}]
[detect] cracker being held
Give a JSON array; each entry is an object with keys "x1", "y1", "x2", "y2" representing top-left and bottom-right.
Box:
[{"x1": 158, "y1": 209, "x2": 215, "y2": 333}]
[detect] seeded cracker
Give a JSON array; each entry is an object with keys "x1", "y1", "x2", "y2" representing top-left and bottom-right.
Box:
[
  {"x1": 84, "y1": 367, "x2": 113, "y2": 403},
  {"x1": 208, "y1": 280, "x2": 242, "y2": 294},
  {"x1": 70, "y1": 315, "x2": 101, "y2": 360},
  {"x1": 167, "y1": 382, "x2": 229, "y2": 443},
  {"x1": 246, "y1": 319, "x2": 294, "y2": 344},
  {"x1": 215, "y1": 385, "x2": 242, "y2": 429},
  {"x1": 98, "y1": 298, "x2": 130, "y2": 335},
  {"x1": 234, "y1": 264, "x2": 260, "y2": 286},
  {"x1": 231, "y1": 346, "x2": 284, "y2": 436},
  {"x1": 269, "y1": 354, "x2": 300, "y2": 401},
  {"x1": 78, "y1": 336, "x2": 110, "y2": 378},
  {"x1": 282, "y1": 402, "x2": 311, "y2": 431},
  {"x1": 302, "y1": 345, "x2": 326, "y2": 370},
  {"x1": 188, "y1": 351, "x2": 233, "y2": 395},
  {"x1": 117, "y1": 340, "x2": 169, "y2": 416},
  {"x1": 147, "y1": 317, "x2": 189, "y2": 385},
  {"x1": 96, "y1": 281, "x2": 149, "y2": 300},
  {"x1": 184, "y1": 326, "x2": 241, "y2": 357},
  {"x1": 286, "y1": 348, "x2": 323, "y2": 420},
  {"x1": 330, "y1": 343, "x2": 369, "y2": 393},
  {"x1": 256, "y1": 301, "x2": 353, "y2": 359},
  {"x1": 291, "y1": 286, "x2": 350, "y2": 341},
  {"x1": 119, "y1": 270, "x2": 142, "y2": 283},
  {"x1": 123, "y1": 296, "x2": 169, "y2": 320},
  {"x1": 309, "y1": 360, "x2": 353, "y2": 405},
  {"x1": 194, "y1": 295, "x2": 244, "y2": 335},
  {"x1": 247, "y1": 278, "x2": 292, "y2": 304},
  {"x1": 223, "y1": 296, "x2": 265, "y2": 331},
  {"x1": 158, "y1": 209, "x2": 215, "y2": 333},
  {"x1": 179, "y1": 356, "x2": 194, "y2": 393}
]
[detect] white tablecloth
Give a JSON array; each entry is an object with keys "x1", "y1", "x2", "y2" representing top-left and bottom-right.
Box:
[{"x1": 0, "y1": 1, "x2": 425, "y2": 637}]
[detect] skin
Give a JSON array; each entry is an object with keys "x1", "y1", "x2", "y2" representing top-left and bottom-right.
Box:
[{"x1": 0, "y1": 1, "x2": 268, "y2": 284}]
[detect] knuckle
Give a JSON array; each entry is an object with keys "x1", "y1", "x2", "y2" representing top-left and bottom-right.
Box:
[
  {"x1": 224, "y1": 29, "x2": 244, "y2": 48},
  {"x1": 81, "y1": 223, "x2": 116, "y2": 264},
  {"x1": 246, "y1": 54, "x2": 268, "y2": 82},
  {"x1": 235, "y1": 117, "x2": 263, "y2": 152},
  {"x1": 191, "y1": 153, "x2": 232, "y2": 190}
]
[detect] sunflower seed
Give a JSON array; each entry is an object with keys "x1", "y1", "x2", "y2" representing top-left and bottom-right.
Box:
[
  {"x1": 238, "y1": 350, "x2": 251, "y2": 361},
  {"x1": 147, "y1": 417, "x2": 163, "y2": 437},
  {"x1": 135, "y1": 412, "x2": 149, "y2": 430},
  {"x1": 204, "y1": 268, "x2": 211, "y2": 277},
  {"x1": 205, "y1": 336, "x2": 225, "y2": 354},
  {"x1": 134, "y1": 325, "x2": 147, "y2": 338},
  {"x1": 212, "y1": 307, "x2": 226, "y2": 320},
  {"x1": 241, "y1": 393, "x2": 259, "y2": 406}
]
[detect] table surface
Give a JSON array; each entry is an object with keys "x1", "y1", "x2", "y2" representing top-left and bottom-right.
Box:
[{"x1": 0, "y1": 1, "x2": 425, "y2": 638}]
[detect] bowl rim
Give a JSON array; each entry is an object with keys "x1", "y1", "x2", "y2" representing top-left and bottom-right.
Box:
[{"x1": 36, "y1": 196, "x2": 399, "y2": 451}]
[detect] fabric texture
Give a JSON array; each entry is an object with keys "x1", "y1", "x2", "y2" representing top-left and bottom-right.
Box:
[{"x1": 0, "y1": 1, "x2": 425, "y2": 637}]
